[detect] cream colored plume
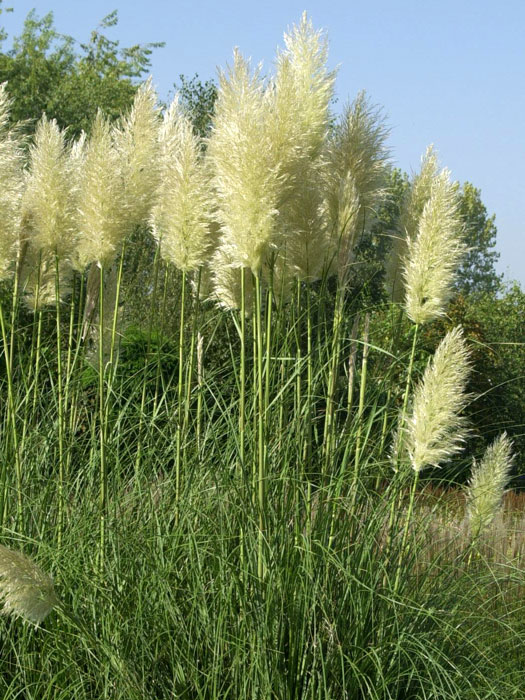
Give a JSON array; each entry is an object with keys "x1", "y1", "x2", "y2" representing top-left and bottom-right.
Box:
[
  {"x1": 385, "y1": 146, "x2": 439, "y2": 301},
  {"x1": 22, "y1": 116, "x2": 75, "y2": 258},
  {"x1": 467, "y1": 433, "x2": 514, "y2": 537},
  {"x1": 270, "y1": 13, "x2": 335, "y2": 282},
  {"x1": 151, "y1": 98, "x2": 211, "y2": 271},
  {"x1": 211, "y1": 243, "x2": 254, "y2": 313},
  {"x1": 0, "y1": 544, "x2": 58, "y2": 625},
  {"x1": 114, "y1": 79, "x2": 161, "y2": 231},
  {"x1": 207, "y1": 50, "x2": 283, "y2": 274},
  {"x1": 19, "y1": 246, "x2": 73, "y2": 310},
  {"x1": 73, "y1": 111, "x2": 126, "y2": 270},
  {"x1": 403, "y1": 166, "x2": 464, "y2": 324},
  {"x1": 323, "y1": 92, "x2": 390, "y2": 283},
  {"x1": 0, "y1": 83, "x2": 25, "y2": 280},
  {"x1": 405, "y1": 326, "x2": 471, "y2": 472}
]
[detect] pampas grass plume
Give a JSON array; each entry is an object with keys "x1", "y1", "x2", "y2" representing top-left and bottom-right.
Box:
[
  {"x1": 114, "y1": 78, "x2": 161, "y2": 231},
  {"x1": 324, "y1": 92, "x2": 389, "y2": 282},
  {"x1": 151, "y1": 98, "x2": 211, "y2": 271},
  {"x1": 385, "y1": 145, "x2": 439, "y2": 301},
  {"x1": 73, "y1": 111, "x2": 126, "y2": 269},
  {"x1": 22, "y1": 116, "x2": 74, "y2": 257},
  {"x1": 403, "y1": 164, "x2": 465, "y2": 324},
  {"x1": 406, "y1": 326, "x2": 471, "y2": 472},
  {"x1": 0, "y1": 83, "x2": 25, "y2": 280},
  {"x1": 0, "y1": 545, "x2": 58, "y2": 625},
  {"x1": 208, "y1": 49, "x2": 282, "y2": 274},
  {"x1": 467, "y1": 433, "x2": 514, "y2": 537}
]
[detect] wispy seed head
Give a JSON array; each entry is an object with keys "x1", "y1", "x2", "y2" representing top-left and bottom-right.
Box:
[
  {"x1": 467, "y1": 433, "x2": 514, "y2": 537},
  {"x1": 405, "y1": 326, "x2": 471, "y2": 472},
  {"x1": 0, "y1": 545, "x2": 58, "y2": 625}
]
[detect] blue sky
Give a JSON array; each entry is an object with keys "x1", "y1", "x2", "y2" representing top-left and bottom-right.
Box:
[{"x1": 2, "y1": 0, "x2": 524, "y2": 286}]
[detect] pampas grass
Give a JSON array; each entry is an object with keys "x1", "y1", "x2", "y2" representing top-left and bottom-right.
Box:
[
  {"x1": 405, "y1": 326, "x2": 471, "y2": 473},
  {"x1": 403, "y1": 163, "x2": 465, "y2": 324},
  {"x1": 0, "y1": 545, "x2": 57, "y2": 625},
  {"x1": 467, "y1": 433, "x2": 514, "y2": 538},
  {"x1": 0, "y1": 17, "x2": 522, "y2": 700}
]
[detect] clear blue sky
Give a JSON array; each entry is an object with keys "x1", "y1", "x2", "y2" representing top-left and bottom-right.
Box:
[{"x1": 2, "y1": 0, "x2": 524, "y2": 286}]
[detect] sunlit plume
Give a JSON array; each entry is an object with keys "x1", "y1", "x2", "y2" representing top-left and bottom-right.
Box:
[
  {"x1": 73, "y1": 111, "x2": 126, "y2": 270},
  {"x1": 151, "y1": 98, "x2": 212, "y2": 271},
  {"x1": 323, "y1": 92, "x2": 390, "y2": 283},
  {"x1": 21, "y1": 116, "x2": 75, "y2": 259},
  {"x1": 0, "y1": 83, "x2": 26, "y2": 281},
  {"x1": 207, "y1": 50, "x2": 282, "y2": 274},
  {"x1": 385, "y1": 145, "x2": 439, "y2": 301},
  {"x1": 114, "y1": 78, "x2": 161, "y2": 231},
  {"x1": 403, "y1": 166, "x2": 465, "y2": 324},
  {"x1": 404, "y1": 326, "x2": 471, "y2": 473},
  {"x1": 467, "y1": 433, "x2": 514, "y2": 538}
]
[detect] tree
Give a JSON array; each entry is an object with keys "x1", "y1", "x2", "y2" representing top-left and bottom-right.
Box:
[
  {"x1": 0, "y1": 6, "x2": 163, "y2": 135},
  {"x1": 455, "y1": 182, "x2": 502, "y2": 295},
  {"x1": 174, "y1": 74, "x2": 217, "y2": 139}
]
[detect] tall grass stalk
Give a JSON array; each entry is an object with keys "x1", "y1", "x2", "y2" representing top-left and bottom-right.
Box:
[
  {"x1": 54, "y1": 253, "x2": 65, "y2": 548},
  {"x1": 97, "y1": 263, "x2": 106, "y2": 573},
  {"x1": 175, "y1": 269, "x2": 187, "y2": 522}
]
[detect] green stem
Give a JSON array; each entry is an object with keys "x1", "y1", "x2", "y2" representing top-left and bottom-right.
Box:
[
  {"x1": 254, "y1": 272, "x2": 265, "y2": 580},
  {"x1": 135, "y1": 246, "x2": 161, "y2": 478},
  {"x1": 175, "y1": 270, "x2": 186, "y2": 522},
  {"x1": 0, "y1": 299, "x2": 22, "y2": 531},
  {"x1": 354, "y1": 313, "x2": 370, "y2": 480},
  {"x1": 393, "y1": 469, "x2": 420, "y2": 594},
  {"x1": 98, "y1": 264, "x2": 106, "y2": 575},
  {"x1": 55, "y1": 253, "x2": 65, "y2": 549},
  {"x1": 239, "y1": 268, "x2": 246, "y2": 474}
]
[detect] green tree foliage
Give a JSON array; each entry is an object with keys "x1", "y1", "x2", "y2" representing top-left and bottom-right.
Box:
[
  {"x1": 455, "y1": 182, "x2": 502, "y2": 295},
  {"x1": 174, "y1": 73, "x2": 217, "y2": 138},
  {"x1": 0, "y1": 6, "x2": 163, "y2": 135}
]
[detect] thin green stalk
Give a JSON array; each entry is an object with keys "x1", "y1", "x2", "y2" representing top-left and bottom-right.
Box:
[
  {"x1": 183, "y1": 270, "x2": 201, "y2": 462},
  {"x1": 55, "y1": 253, "x2": 65, "y2": 549},
  {"x1": 0, "y1": 300, "x2": 22, "y2": 531},
  {"x1": 239, "y1": 267, "x2": 246, "y2": 473},
  {"x1": 305, "y1": 280, "x2": 313, "y2": 535},
  {"x1": 323, "y1": 286, "x2": 345, "y2": 474},
  {"x1": 385, "y1": 322, "x2": 420, "y2": 578},
  {"x1": 393, "y1": 469, "x2": 420, "y2": 594},
  {"x1": 196, "y1": 328, "x2": 204, "y2": 453},
  {"x1": 135, "y1": 245, "x2": 162, "y2": 477},
  {"x1": 354, "y1": 313, "x2": 370, "y2": 478},
  {"x1": 175, "y1": 270, "x2": 187, "y2": 521},
  {"x1": 97, "y1": 263, "x2": 106, "y2": 574},
  {"x1": 153, "y1": 265, "x2": 171, "y2": 416},
  {"x1": 254, "y1": 272, "x2": 265, "y2": 580}
]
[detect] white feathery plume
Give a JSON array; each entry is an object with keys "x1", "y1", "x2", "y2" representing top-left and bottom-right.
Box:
[
  {"x1": 323, "y1": 92, "x2": 390, "y2": 283},
  {"x1": 0, "y1": 83, "x2": 25, "y2": 281},
  {"x1": 22, "y1": 116, "x2": 76, "y2": 258},
  {"x1": 0, "y1": 544, "x2": 58, "y2": 625},
  {"x1": 467, "y1": 433, "x2": 514, "y2": 537},
  {"x1": 405, "y1": 326, "x2": 471, "y2": 472},
  {"x1": 403, "y1": 166, "x2": 465, "y2": 324},
  {"x1": 207, "y1": 49, "x2": 283, "y2": 274},
  {"x1": 151, "y1": 97, "x2": 211, "y2": 271},
  {"x1": 114, "y1": 78, "x2": 161, "y2": 231},
  {"x1": 73, "y1": 111, "x2": 126, "y2": 270},
  {"x1": 211, "y1": 243, "x2": 254, "y2": 313},
  {"x1": 385, "y1": 145, "x2": 439, "y2": 301},
  {"x1": 19, "y1": 246, "x2": 73, "y2": 310},
  {"x1": 270, "y1": 13, "x2": 335, "y2": 282}
]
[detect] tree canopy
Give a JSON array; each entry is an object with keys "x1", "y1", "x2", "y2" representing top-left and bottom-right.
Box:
[{"x1": 0, "y1": 5, "x2": 163, "y2": 135}]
